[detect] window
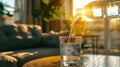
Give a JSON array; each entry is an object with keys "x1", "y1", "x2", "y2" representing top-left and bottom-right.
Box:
[
  {"x1": 92, "y1": 7, "x2": 102, "y2": 17},
  {"x1": 1, "y1": 0, "x2": 15, "y2": 14},
  {"x1": 73, "y1": 0, "x2": 94, "y2": 16},
  {"x1": 107, "y1": 5, "x2": 119, "y2": 17}
]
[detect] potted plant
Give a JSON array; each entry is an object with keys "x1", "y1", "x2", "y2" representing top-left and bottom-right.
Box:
[
  {"x1": 32, "y1": 0, "x2": 63, "y2": 32},
  {"x1": 40, "y1": 0, "x2": 63, "y2": 22},
  {"x1": 40, "y1": 0, "x2": 63, "y2": 32}
]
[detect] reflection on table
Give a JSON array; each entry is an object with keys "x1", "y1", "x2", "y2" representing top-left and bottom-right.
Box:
[
  {"x1": 23, "y1": 54, "x2": 120, "y2": 67},
  {"x1": 79, "y1": 54, "x2": 120, "y2": 67}
]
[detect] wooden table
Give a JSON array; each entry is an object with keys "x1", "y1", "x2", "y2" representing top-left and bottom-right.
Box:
[{"x1": 23, "y1": 54, "x2": 120, "y2": 67}]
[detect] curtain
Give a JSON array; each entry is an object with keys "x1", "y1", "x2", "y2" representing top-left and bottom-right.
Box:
[
  {"x1": 14, "y1": 0, "x2": 26, "y2": 24},
  {"x1": 14, "y1": 0, "x2": 42, "y2": 25}
]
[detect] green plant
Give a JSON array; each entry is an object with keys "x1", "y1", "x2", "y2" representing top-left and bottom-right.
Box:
[
  {"x1": 0, "y1": 1, "x2": 4, "y2": 16},
  {"x1": 41, "y1": 0, "x2": 63, "y2": 22},
  {"x1": 0, "y1": 1, "x2": 13, "y2": 17}
]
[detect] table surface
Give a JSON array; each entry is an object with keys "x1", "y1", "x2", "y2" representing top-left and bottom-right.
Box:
[
  {"x1": 23, "y1": 54, "x2": 120, "y2": 67},
  {"x1": 80, "y1": 54, "x2": 120, "y2": 67}
]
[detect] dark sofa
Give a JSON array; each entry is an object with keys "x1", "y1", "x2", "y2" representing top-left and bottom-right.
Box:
[{"x1": 0, "y1": 23, "x2": 68, "y2": 67}]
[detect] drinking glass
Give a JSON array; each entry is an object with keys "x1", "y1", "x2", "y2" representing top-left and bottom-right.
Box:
[{"x1": 59, "y1": 36, "x2": 82, "y2": 66}]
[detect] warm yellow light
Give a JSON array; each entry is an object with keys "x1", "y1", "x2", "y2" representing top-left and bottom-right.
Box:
[
  {"x1": 73, "y1": 0, "x2": 95, "y2": 16},
  {"x1": 82, "y1": 16, "x2": 93, "y2": 22},
  {"x1": 81, "y1": 9, "x2": 85, "y2": 15}
]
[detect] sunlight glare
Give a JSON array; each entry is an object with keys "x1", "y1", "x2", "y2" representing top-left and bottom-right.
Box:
[
  {"x1": 81, "y1": 9, "x2": 85, "y2": 15},
  {"x1": 73, "y1": 0, "x2": 94, "y2": 16},
  {"x1": 82, "y1": 16, "x2": 93, "y2": 22}
]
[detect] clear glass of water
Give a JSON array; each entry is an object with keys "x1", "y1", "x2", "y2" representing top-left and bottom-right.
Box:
[{"x1": 59, "y1": 36, "x2": 82, "y2": 66}]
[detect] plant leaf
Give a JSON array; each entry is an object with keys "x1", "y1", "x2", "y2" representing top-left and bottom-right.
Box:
[
  {"x1": 42, "y1": 0, "x2": 50, "y2": 5},
  {"x1": 44, "y1": 17, "x2": 50, "y2": 22},
  {"x1": 51, "y1": 12, "x2": 59, "y2": 20}
]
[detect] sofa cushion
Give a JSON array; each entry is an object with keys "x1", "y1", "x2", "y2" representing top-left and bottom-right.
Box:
[
  {"x1": 0, "y1": 24, "x2": 61, "y2": 67},
  {"x1": 28, "y1": 25, "x2": 42, "y2": 37},
  {"x1": 1, "y1": 24, "x2": 19, "y2": 36},
  {"x1": 42, "y1": 34, "x2": 59, "y2": 47},
  {"x1": 0, "y1": 24, "x2": 43, "y2": 51},
  {"x1": 0, "y1": 28, "x2": 9, "y2": 51},
  {"x1": 17, "y1": 24, "x2": 32, "y2": 38},
  {"x1": 42, "y1": 31, "x2": 69, "y2": 48},
  {"x1": 7, "y1": 35, "x2": 42, "y2": 51}
]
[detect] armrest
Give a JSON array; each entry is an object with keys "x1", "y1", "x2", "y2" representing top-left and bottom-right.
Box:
[{"x1": 0, "y1": 54, "x2": 17, "y2": 67}]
